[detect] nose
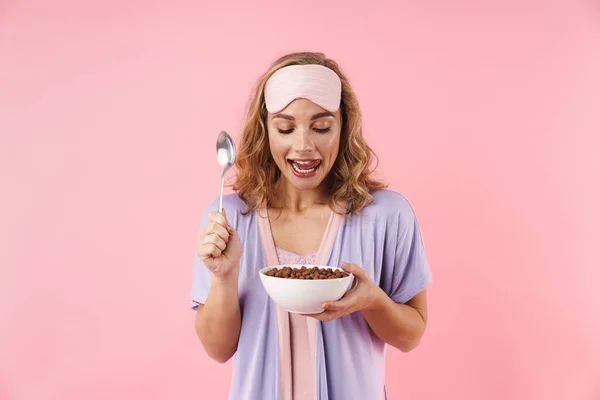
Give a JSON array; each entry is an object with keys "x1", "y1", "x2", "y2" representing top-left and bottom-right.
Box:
[{"x1": 293, "y1": 128, "x2": 315, "y2": 152}]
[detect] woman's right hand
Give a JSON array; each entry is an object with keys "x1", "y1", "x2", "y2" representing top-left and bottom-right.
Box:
[{"x1": 197, "y1": 209, "x2": 242, "y2": 280}]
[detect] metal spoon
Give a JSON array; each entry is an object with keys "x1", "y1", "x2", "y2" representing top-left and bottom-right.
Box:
[{"x1": 216, "y1": 131, "x2": 236, "y2": 213}]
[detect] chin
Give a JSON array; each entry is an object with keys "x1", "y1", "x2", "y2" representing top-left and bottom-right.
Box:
[
  {"x1": 283, "y1": 173, "x2": 325, "y2": 191},
  {"x1": 291, "y1": 177, "x2": 324, "y2": 190}
]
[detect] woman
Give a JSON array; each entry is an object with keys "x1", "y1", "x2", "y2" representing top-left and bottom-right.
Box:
[{"x1": 190, "y1": 52, "x2": 432, "y2": 400}]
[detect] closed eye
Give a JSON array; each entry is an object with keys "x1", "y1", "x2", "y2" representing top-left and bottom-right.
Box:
[{"x1": 277, "y1": 127, "x2": 331, "y2": 134}]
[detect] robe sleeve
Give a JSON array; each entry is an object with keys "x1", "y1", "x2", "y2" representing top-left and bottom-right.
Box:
[
  {"x1": 189, "y1": 199, "x2": 218, "y2": 310},
  {"x1": 383, "y1": 199, "x2": 432, "y2": 304}
]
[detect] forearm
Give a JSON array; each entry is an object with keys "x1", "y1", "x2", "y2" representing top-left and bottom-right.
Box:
[
  {"x1": 361, "y1": 288, "x2": 426, "y2": 352},
  {"x1": 195, "y1": 270, "x2": 241, "y2": 363}
]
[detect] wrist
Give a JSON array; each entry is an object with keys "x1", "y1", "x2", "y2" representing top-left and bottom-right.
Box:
[
  {"x1": 212, "y1": 264, "x2": 240, "y2": 285},
  {"x1": 364, "y1": 285, "x2": 390, "y2": 312}
]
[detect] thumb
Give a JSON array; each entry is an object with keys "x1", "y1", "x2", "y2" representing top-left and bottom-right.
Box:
[
  {"x1": 222, "y1": 208, "x2": 235, "y2": 233},
  {"x1": 340, "y1": 262, "x2": 367, "y2": 281},
  {"x1": 222, "y1": 208, "x2": 230, "y2": 225},
  {"x1": 340, "y1": 262, "x2": 359, "y2": 274}
]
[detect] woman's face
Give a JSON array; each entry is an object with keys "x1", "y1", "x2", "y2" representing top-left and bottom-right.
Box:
[{"x1": 267, "y1": 98, "x2": 341, "y2": 192}]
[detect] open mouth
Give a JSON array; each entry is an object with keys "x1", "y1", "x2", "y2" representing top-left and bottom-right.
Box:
[{"x1": 287, "y1": 159, "x2": 321, "y2": 175}]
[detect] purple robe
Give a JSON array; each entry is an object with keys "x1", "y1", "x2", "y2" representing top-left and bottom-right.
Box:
[{"x1": 190, "y1": 189, "x2": 432, "y2": 400}]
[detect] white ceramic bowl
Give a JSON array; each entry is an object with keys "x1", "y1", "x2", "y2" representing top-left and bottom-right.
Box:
[{"x1": 259, "y1": 264, "x2": 353, "y2": 314}]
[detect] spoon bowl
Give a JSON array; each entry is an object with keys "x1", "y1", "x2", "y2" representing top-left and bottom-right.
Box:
[{"x1": 216, "y1": 131, "x2": 236, "y2": 212}]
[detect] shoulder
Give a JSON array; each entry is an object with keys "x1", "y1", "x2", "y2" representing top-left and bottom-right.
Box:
[
  {"x1": 351, "y1": 189, "x2": 420, "y2": 231},
  {"x1": 362, "y1": 189, "x2": 416, "y2": 220},
  {"x1": 369, "y1": 189, "x2": 413, "y2": 210}
]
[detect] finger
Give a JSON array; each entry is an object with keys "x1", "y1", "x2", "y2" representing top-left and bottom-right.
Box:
[
  {"x1": 302, "y1": 311, "x2": 335, "y2": 322},
  {"x1": 207, "y1": 211, "x2": 228, "y2": 228},
  {"x1": 223, "y1": 209, "x2": 235, "y2": 233},
  {"x1": 204, "y1": 233, "x2": 226, "y2": 251},
  {"x1": 303, "y1": 309, "x2": 349, "y2": 322},
  {"x1": 214, "y1": 209, "x2": 235, "y2": 233},
  {"x1": 322, "y1": 295, "x2": 355, "y2": 312},
  {"x1": 208, "y1": 243, "x2": 222, "y2": 257},
  {"x1": 197, "y1": 243, "x2": 215, "y2": 259},
  {"x1": 206, "y1": 222, "x2": 230, "y2": 243},
  {"x1": 223, "y1": 208, "x2": 234, "y2": 228},
  {"x1": 340, "y1": 262, "x2": 368, "y2": 279},
  {"x1": 327, "y1": 309, "x2": 353, "y2": 320},
  {"x1": 198, "y1": 243, "x2": 222, "y2": 258},
  {"x1": 203, "y1": 219, "x2": 230, "y2": 240}
]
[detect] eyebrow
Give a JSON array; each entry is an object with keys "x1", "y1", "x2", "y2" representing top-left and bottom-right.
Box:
[{"x1": 272, "y1": 111, "x2": 335, "y2": 121}]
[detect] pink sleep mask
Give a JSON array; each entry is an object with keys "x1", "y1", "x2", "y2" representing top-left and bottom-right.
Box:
[{"x1": 264, "y1": 64, "x2": 342, "y2": 113}]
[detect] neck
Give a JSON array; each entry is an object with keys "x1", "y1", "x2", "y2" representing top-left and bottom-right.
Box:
[{"x1": 274, "y1": 179, "x2": 328, "y2": 213}]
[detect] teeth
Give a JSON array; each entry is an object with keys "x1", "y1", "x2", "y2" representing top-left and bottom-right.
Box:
[
  {"x1": 291, "y1": 162, "x2": 316, "y2": 174},
  {"x1": 292, "y1": 160, "x2": 317, "y2": 165}
]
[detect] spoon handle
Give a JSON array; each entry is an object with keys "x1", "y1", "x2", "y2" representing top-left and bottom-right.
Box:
[{"x1": 218, "y1": 174, "x2": 225, "y2": 213}]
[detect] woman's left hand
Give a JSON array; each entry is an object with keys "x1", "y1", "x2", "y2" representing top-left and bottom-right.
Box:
[{"x1": 302, "y1": 262, "x2": 383, "y2": 322}]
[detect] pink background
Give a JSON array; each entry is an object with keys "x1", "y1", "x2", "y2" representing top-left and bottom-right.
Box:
[{"x1": 1, "y1": 1, "x2": 599, "y2": 399}]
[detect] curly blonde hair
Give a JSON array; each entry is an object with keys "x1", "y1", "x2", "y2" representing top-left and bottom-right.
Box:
[{"x1": 232, "y1": 51, "x2": 386, "y2": 215}]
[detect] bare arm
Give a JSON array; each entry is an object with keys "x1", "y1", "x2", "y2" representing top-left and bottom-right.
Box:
[
  {"x1": 194, "y1": 271, "x2": 241, "y2": 363},
  {"x1": 311, "y1": 263, "x2": 428, "y2": 353},
  {"x1": 361, "y1": 289, "x2": 427, "y2": 352},
  {"x1": 194, "y1": 209, "x2": 243, "y2": 363}
]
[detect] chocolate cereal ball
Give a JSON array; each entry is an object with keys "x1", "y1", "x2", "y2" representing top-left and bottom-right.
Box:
[{"x1": 265, "y1": 266, "x2": 349, "y2": 280}]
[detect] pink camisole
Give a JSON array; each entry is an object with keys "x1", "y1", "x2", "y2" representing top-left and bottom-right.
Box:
[
  {"x1": 275, "y1": 247, "x2": 318, "y2": 400},
  {"x1": 259, "y1": 208, "x2": 343, "y2": 400}
]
